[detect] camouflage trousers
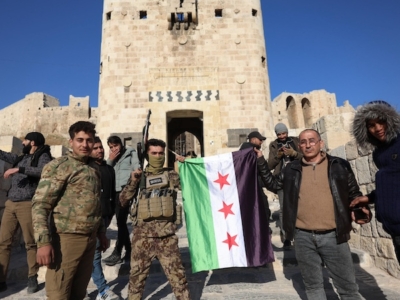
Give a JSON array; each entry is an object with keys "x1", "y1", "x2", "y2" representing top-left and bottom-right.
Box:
[{"x1": 128, "y1": 234, "x2": 190, "y2": 300}]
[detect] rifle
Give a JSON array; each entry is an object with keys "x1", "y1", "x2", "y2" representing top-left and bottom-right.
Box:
[
  {"x1": 137, "y1": 109, "x2": 152, "y2": 170},
  {"x1": 131, "y1": 109, "x2": 151, "y2": 219}
]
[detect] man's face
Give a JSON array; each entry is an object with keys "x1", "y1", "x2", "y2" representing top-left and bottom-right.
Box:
[
  {"x1": 22, "y1": 139, "x2": 33, "y2": 154},
  {"x1": 277, "y1": 132, "x2": 288, "y2": 142},
  {"x1": 298, "y1": 130, "x2": 323, "y2": 162},
  {"x1": 250, "y1": 137, "x2": 263, "y2": 148},
  {"x1": 367, "y1": 118, "x2": 387, "y2": 142},
  {"x1": 148, "y1": 145, "x2": 165, "y2": 157},
  {"x1": 108, "y1": 143, "x2": 122, "y2": 154},
  {"x1": 69, "y1": 131, "x2": 95, "y2": 157},
  {"x1": 91, "y1": 142, "x2": 105, "y2": 162}
]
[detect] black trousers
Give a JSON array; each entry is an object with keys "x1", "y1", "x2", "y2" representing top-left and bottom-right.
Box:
[{"x1": 115, "y1": 192, "x2": 131, "y2": 254}]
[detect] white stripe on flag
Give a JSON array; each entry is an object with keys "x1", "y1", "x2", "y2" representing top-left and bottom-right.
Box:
[{"x1": 204, "y1": 153, "x2": 247, "y2": 268}]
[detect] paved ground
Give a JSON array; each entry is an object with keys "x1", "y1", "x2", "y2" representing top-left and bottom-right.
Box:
[{"x1": 2, "y1": 197, "x2": 400, "y2": 300}]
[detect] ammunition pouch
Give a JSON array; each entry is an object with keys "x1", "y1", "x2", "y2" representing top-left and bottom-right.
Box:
[{"x1": 137, "y1": 188, "x2": 177, "y2": 222}]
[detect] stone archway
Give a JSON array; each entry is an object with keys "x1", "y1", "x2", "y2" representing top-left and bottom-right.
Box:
[
  {"x1": 286, "y1": 96, "x2": 299, "y2": 129},
  {"x1": 166, "y1": 110, "x2": 204, "y2": 168},
  {"x1": 301, "y1": 98, "x2": 312, "y2": 127}
]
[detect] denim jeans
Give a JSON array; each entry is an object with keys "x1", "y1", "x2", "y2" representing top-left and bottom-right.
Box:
[
  {"x1": 294, "y1": 229, "x2": 361, "y2": 300},
  {"x1": 91, "y1": 217, "x2": 111, "y2": 294}
]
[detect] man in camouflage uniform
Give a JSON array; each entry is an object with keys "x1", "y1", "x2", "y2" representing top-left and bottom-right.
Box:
[
  {"x1": 32, "y1": 121, "x2": 108, "y2": 300},
  {"x1": 120, "y1": 138, "x2": 190, "y2": 300}
]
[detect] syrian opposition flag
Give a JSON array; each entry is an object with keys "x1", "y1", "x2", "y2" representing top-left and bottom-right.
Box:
[{"x1": 179, "y1": 148, "x2": 274, "y2": 273}]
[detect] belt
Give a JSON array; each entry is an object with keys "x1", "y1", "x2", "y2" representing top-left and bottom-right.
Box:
[{"x1": 297, "y1": 228, "x2": 336, "y2": 235}]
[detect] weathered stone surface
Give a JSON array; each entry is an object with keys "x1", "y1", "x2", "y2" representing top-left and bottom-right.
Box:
[
  {"x1": 330, "y1": 145, "x2": 346, "y2": 159},
  {"x1": 376, "y1": 238, "x2": 396, "y2": 259},
  {"x1": 345, "y1": 140, "x2": 358, "y2": 160},
  {"x1": 360, "y1": 237, "x2": 377, "y2": 256},
  {"x1": 355, "y1": 156, "x2": 371, "y2": 184}
]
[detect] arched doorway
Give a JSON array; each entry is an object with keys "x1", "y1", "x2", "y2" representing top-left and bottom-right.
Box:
[
  {"x1": 286, "y1": 96, "x2": 299, "y2": 129},
  {"x1": 166, "y1": 110, "x2": 204, "y2": 169},
  {"x1": 301, "y1": 98, "x2": 312, "y2": 127}
]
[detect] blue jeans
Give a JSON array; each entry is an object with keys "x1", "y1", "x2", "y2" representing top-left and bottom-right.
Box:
[
  {"x1": 91, "y1": 217, "x2": 111, "y2": 293},
  {"x1": 294, "y1": 229, "x2": 361, "y2": 300}
]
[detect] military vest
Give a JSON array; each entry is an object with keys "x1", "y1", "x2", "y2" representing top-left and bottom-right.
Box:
[{"x1": 132, "y1": 171, "x2": 182, "y2": 224}]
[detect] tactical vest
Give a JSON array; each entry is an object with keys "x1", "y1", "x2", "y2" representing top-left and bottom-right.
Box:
[{"x1": 132, "y1": 171, "x2": 182, "y2": 224}]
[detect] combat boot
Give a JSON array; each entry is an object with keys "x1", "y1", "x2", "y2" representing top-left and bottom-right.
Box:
[
  {"x1": 27, "y1": 274, "x2": 39, "y2": 294},
  {"x1": 103, "y1": 249, "x2": 122, "y2": 266}
]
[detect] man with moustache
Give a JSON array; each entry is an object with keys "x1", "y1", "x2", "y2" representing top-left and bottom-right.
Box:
[
  {"x1": 32, "y1": 121, "x2": 108, "y2": 300},
  {"x1": 256, "y1": 129, "x2": 370, "y2": 300},
  {"x1": 0, "y1": 132, "x2": 51, "y2": 294}
]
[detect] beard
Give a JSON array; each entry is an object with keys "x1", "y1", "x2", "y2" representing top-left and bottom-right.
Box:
[{"x1": 22, "y1": 144, "x2": 32, "y2": 154}]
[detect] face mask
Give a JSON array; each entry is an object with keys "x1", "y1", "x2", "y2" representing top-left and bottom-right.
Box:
[
  {"x1": 147, "y1": 154, "x2": 165, "y2": 174},
  {"x1": 22, "y1": 144, "x2": 32, "y2": 154}
]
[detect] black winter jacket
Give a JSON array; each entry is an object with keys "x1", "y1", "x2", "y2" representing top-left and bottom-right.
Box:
[{"x1": 257, "y1": 154, "x2": 362, "y2": 244}]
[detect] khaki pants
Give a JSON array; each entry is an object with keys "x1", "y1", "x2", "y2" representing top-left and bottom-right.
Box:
[
  {"x1": 45, "y1": 232, "x2": 96, "y2": 300},
  {"x1": 0, "y1": 200, "x2": 38, "y2": 282}
]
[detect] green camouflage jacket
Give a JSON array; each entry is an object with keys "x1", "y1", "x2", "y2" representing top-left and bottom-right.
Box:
[
  {"x1": 120, "y1": 168, "x2": 180, "y2": 238},
  {"x1": 32, "y1": 152, "x2": 104, "y2": 247}
]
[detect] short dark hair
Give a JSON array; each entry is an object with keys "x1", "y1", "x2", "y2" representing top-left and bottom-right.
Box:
[
  {"x1": 146, "y1": 139, "x2": 166, "y2": 152},
  {"x1": 299, "y1": 128, "x2": 321, "y2": 140},
  {"x1": 94, "y1": 136, "x2": 102, "y2": 144},
  {"x1": 107, "y1": 135, "x2": 122, "y2": 146},
  {"x1": 69, "y1": 121, "x2": 96, "y2": 139}
]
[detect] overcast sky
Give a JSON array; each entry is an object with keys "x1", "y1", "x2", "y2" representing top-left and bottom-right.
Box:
[{"x1": 0, "y1": 0, "x2": 399, "y2": 111}]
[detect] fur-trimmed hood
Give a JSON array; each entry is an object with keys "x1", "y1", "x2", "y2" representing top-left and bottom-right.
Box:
[{"x1": 352, "y1": 101, "x2": 400, "y2": 150}]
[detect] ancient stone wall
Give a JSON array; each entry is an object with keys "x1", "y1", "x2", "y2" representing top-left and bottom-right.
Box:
[
  {"x1": 330, "y1": 141, "x2": 400, "y2": 278},
  {"x1": 0, "y1": 93, "x2": 97, "y2": 146}
]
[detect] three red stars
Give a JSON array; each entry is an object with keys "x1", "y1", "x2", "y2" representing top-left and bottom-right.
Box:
[
  {"x1": 213, "y1": 172, "x2": 230, "y2": 189},
  {"x1": 218, "y1": 201, "x2": 235, "y2": 219},
  {"x1": 223, "y1": 233, "x2": 239, "y2": 250}
]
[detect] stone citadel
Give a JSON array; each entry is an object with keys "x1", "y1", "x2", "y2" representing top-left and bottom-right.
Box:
[{"x1": 1, "y1": 0, "x2": 399, "y2": 279}]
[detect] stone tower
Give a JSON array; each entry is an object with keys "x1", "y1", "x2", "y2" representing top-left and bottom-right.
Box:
[{"x1": 97, "y1": 0, "x2": 273, "y2": 166}]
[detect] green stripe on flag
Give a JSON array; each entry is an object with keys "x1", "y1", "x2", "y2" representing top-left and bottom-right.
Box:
[{"x1": 179, "y1": 158, "x2": 219, "y2": 272}]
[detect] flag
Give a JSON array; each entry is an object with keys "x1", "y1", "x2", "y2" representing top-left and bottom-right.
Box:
[{"x1": 179, "y1": 148, "x2": 274, "y2": 273}]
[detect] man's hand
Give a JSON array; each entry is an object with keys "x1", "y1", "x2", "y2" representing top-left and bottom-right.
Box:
[
  {"x1": 283, "y1": 146, "x2": 297, "y2": 158},
  {"x1": 176, "y1": 155, "x2": 186, "y2": 163},
  {"x1": 350, "y1": 196, "x2": 369, "y2": 208},
  {"x1": 37, "y1": 244, "x2": 54, "y2": 267},
  {"x1": 351, "y1": 206, "x2": 372, "y2": 225},
  {"x1": 108, "y1": 148, "x2": 120, "y2": 161},
  {"x1": 254, "y1": 147, "x2": 264, "y2": 158},
  {"x1": 131, "y1": 168, "x2": 143, "y2": 180},
  {"x1": 97, "y1": 232, "x2": 109, "y2": 252},
  {"x1": 277, "y1": 149, "x2": 284, "y2": 159},
  {"x1": 4, "y1": 168, "x2": 19, "y2": 179}
]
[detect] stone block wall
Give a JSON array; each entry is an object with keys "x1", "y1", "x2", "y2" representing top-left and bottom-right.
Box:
[{"x1": 330, "y1": 141, "x2": 400, "y2": 278}]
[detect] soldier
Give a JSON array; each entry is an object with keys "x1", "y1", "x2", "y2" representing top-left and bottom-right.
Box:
[
  {"x1": 32, "y1": 121, "x2": 108, "y2": 300},
  {"x1": 120, "y1": 138, "x2": 190, "y2": 300},
  {"x1": 0, "y1": 132, "x2": 51, "y2": 294}
]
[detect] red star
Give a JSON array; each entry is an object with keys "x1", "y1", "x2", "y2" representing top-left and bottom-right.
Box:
[
  {"x1": 213, "y1": 172, "x2": 230, "y2": 189},
  {"x1": 222, "y1": 233, "x2": 239, "y2": 250},
  {"x1": 218, "y1": 201, "x2": 235, "y2": 219}
]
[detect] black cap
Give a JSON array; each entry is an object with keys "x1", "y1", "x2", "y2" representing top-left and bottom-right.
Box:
[
  {"x1": 24, "y1": 132, "x2": 45, "y2": 146},
  {"x1": 248, "y1": 131, "x2": 266, "y2": 141}
]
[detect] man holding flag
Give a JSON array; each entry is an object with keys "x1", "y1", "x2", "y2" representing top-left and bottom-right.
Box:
[{"x1": 119, "y1": 138, "x2": 190, "y2": 300}]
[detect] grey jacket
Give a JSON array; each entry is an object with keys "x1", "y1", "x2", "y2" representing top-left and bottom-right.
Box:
[
  {"x1": 107, "y1": 147, "x2": 140, "y2": 192},
  {"x1": 0, "y1": 146, "x2": 52, "y2": 201}
]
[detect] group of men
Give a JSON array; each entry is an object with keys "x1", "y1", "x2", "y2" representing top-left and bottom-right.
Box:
[
  {"x1": 0, "y1": 121, "x2": 190, "y2": 300},
  {"x1": 0, "y1": 99, "x2": 399, "y2": 300}
]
